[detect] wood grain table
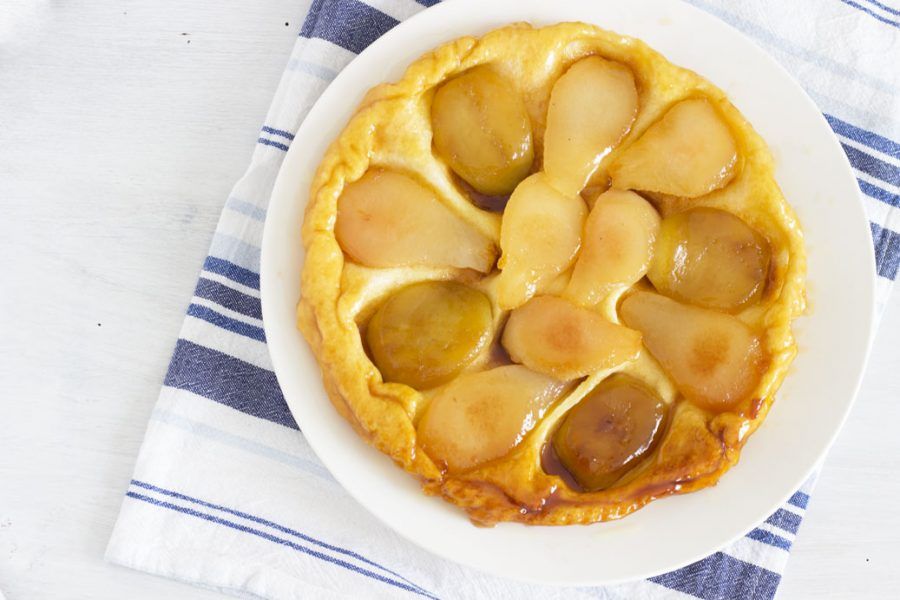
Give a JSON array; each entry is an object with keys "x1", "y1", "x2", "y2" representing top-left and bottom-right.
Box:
[{"x1": 1, "y1": 2, "x2": 897, "y2": 598}]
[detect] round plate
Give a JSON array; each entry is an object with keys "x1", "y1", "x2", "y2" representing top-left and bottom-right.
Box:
[{"x1": 261, "y1": 0, "x2": 876, "y2": 585}]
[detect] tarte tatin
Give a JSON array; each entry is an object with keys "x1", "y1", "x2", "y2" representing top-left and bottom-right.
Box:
[{"x1": 298, "y1": 22, "x2": 805, "y2": 526}]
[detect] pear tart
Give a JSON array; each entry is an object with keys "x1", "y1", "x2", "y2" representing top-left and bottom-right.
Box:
[{"x1": 299, "y1": 22, "x2": 806, "y2": 526}]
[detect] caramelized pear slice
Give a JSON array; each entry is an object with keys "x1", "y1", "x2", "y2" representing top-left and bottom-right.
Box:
[
  {"x1": 609, "y1": 99, "x2": 738, "y2": 197},
  {"x1": 417, "y1": 365, "x2": 568, "y2": 472},
  {"x1": 648, "y1": 207, "x2": 771, "y2": 311},
  {"x1": 544, "y1": 57, "x2": 639, "y2": 196},
  {"x1": 367, "y1": 281, "x2": 493, "y2": 389},
  {"x1": 502, "y1": 296, "x2": 641, "y2": 379},
  {"x1": 431, "y1": 65, "x2": 534, "y2": 196},
  {"x1": 620, "y1": 292, "x2": 766, "y2": 412},
  {"x1": 335, "y1": 169, "x2": 496, "y2": 272},
  {"x1": 496, "y1": 173, "x2": 587, "y2": 309},
  {"x1": 567, "y1": 189, "x2": 661, "y2": 305},
  {"x1": 552, "y1": 375, "x2": 666, "y2": 491}
]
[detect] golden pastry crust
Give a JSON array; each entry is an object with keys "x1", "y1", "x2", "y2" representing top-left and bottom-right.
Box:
[{"x1": 298, "y1": 22, "x2": 806, "y2": 526}]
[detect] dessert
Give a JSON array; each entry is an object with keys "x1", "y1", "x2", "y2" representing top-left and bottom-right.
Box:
[{"x1": 299, "y1": 22, "x2": 805, "y2": 525}]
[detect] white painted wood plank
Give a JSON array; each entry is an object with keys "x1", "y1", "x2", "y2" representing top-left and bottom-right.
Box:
[{"x1": 0, "y1": 2, "x2": 309, "y2": 599}]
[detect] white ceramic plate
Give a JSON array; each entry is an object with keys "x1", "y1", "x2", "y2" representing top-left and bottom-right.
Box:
[{"x1": 261, "y1": 0, "x2": 876, "y2": 585}]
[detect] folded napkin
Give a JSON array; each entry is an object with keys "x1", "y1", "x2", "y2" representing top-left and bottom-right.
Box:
[{"x1": 107, "y1": 1, "x2": 899, "y2": 598}]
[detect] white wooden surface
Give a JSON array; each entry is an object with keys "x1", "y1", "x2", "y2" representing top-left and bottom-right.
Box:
[{"x1": 0, "y1": 2, "x2": 897, "y2": 599}]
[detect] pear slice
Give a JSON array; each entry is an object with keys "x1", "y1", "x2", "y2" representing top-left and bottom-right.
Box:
[
  {"x1": 609, "y1": 99, "x2": 738, "y2": 197},
  {"x1": 502, "y1": 296, "x2": 642, "y2": 379},
  {"x1": 431, "y1": 65, "x2": 534, "y2": 196},
  {"x1": 544, "y1": 57, "x2": 638, "y2": 196},
  {"x1": 566, "y1": 189, "x2": 661, "y2": 305},
  {"x1": 648, "y1": 207, "x2": 771, "y2": 311},
  {"x1": 619, "y1": 291, "x2": 766, "y2": 412},
  {"x1": 495, "y1": 173, "x2": 587, "y2": 309},
  {"x1": 367, "y1": 281, "x2": 494, "y2": 389},
  {"x1": 552, "y1": 374, "x2": 667, "y2": 491},
  {"x1": 335, "y1": 168, "x2": 496, "y2": 272},
  {"x1": 417, "y1": 365, "x2": 568, "y2": 473}
]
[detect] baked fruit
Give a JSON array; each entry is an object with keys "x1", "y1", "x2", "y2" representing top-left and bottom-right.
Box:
[
  {"x1": 495, "y1": 173, "x2": 586, "y2": 309},
  {"x1": 566, "y1": 189, "x2": 660, "y2": 306},
  {"x1": 366, "y1": 281, "x2": 494, "y2": 389},
  {"x1": 432, "y1": 65, "x2": 534, "y2": 197},
  {"x1": 299, "y1": 22, "x2": 805, "y2": 525},
  {"x1": 548, "y1": 374, "x2": 667, "y2": 492},
  {"x1": 543, "y1": 56, "x2": 638, "y2": 196},
  {"x1": 501, "y1": 295, "x2": 641, "y2": 380},
  {"x1": 609, "y1": 98, "x2": 738, "y2": 197},
  {"x1": 646, "y1": 207, "x2": 772, "y2": 311}
]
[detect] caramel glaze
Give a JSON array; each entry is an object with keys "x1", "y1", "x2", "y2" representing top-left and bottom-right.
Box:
[
  {"x1": 431, "y1": 401, "x2": 737, "y2": 526},
  {"x1": 446, "y1": 462, "x2": 695, "y2": 527},
  {"x1": 540, "y1": 390, "x2": 673, "y2": 495},
  {"x1": 537, "y1": 476, "x2": 689, "y2": 519},
  {"x1": 452, "y1": 172, "x2": 512, "y2": 213},
  {"x1": 748, "y1": 396, "x2": 766, "y2": 419},
  {"x1": 540, "y1": 439, "x2": 588, "y2": 492},
  {"x1": 484, "y1": 338, "x2": 515, "y2": 369}
]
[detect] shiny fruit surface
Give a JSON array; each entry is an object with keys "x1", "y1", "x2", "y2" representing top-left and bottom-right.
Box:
[
  {"x1": 432, "y1": 65, "x2": 534, "y2": 196},
  {"x1": 418, "y1": 365, "x2": 568, "y2": 472},
  {"x1": 367, "y1": 281, "x2": 493, "y2": 389},
  {"x1": 609, "y1": 98, "x2": 737, "y2": 197},
  {"x1": 496, "y1": 173, "x2": 587, "y2": 309},
  {"x1": 502, "y1": 295, "x2": 642, "y2": 379},
  {"x1": 648, "y1": 207, "x2": 771, "y2": 311},
  {"x1": 567, "y1": 189, "x2": 660, "y2": 305},
  {"x1": 620, "y1": 291, "x2": 766, "y2": 412},
  {"x1": 552, "y1": 375, "x2": 666, "y2": 491},
  {"x1": 336, "y1": 168, "x2": 496, "y2": 272},
  {"x1": 544, "y1": 57, "x2": 638, "y2": 196}
]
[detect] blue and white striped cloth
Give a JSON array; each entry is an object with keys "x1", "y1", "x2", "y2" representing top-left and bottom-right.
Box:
[{"x1": 106, "y1": 1, "x2": 899, "y2": 598}]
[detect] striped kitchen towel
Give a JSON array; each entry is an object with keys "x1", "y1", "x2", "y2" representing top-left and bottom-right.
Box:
[{"x1": 106, "y1": 0, "x2": 899, "y2": 598}]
